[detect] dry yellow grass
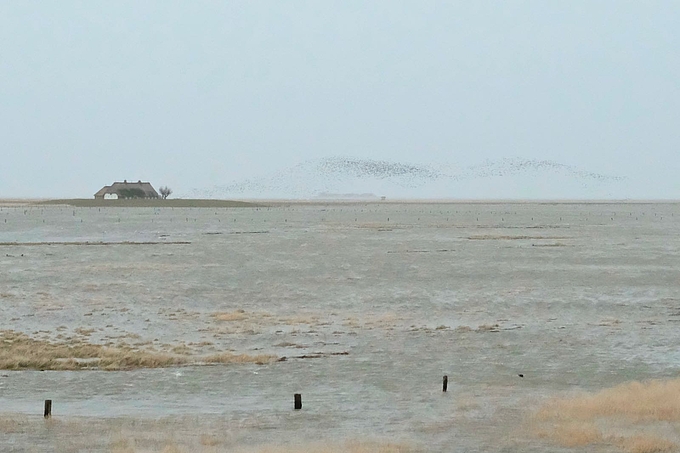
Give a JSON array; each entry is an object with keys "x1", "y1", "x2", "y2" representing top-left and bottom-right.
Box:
[
  {"x1": 238, "y1": 442, "x2": 416, "y2": 453},
  {"x1": 212, "y1": 309, "x2": 407, "y2": 334},
  {"x1": 74, "y1": 327, "x2": 96, "y2": 336},
  {"x1": 0, "y1": 330, "x2": 276, "y2": 370},
  {"x1": 531, "y1": 379, "x2": 680, "y2": 452},
  {"x1": 535, "y1": 379, "x2": 680, "y2": 423},
  {"x1": 0, "y1": 414, "x2": 26, "y2": 434},
  {"x1": 468, "y1": 235, "x2": 567, "y2": 240},
  {"x1": 199, "y1": 434, "x2": 220, "y2": 446},
  {"x1": 212, "y1": 310, "x2": 339, "y2": 336},
  {"x1": 616, "y1": 435, "x2": 678, "y2": 453},
  {"x1": 0, "y1": 415, "x2": 415, "y2": 453},
  {"x1": 112, "y1": 441, "x2": 416, "y2": 453},
  {"x1": 475, "y1": 324, "x2": 500, "y2": 332},
  {"x1": 213, "y1": 310, "x2": 248, "y2": 322},
  {"x1": 533, "y1": 420, "x2": 603, "y2": 448},
  {"x1": 201, "y1": 352, "x2": 275, "y2": 365},
  {"x1": 454, "y1": 325, "x2": 473, "y2": 333}
]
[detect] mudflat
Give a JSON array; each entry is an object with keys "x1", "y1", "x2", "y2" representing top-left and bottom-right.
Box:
[{"x1": 1, "y1": 202, "x2": 679, "y2": 452}]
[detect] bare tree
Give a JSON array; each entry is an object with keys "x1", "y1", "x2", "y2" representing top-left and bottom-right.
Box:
[{"x1": 159, "y1": 186, "x2": 173, "y2": 199}]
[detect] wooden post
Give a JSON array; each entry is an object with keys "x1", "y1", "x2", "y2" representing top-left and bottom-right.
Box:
[
  {"x1": 443, "y1": 375, "x2": 448, "y2": 392},
  {"x1": 294, "y1": 393, "x2": 302, "y2": 410},
  {"x1": 44, "y1": 400, "x2": 52, "y2": 418}
]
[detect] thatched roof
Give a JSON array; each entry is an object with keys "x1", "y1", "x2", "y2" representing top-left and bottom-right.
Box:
[{"x1": 94, "y1": 181, "x2": 159, "y2": 198}]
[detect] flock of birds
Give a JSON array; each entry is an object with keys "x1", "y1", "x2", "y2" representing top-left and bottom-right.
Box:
[{"x1": 189, "y1": 157, "x2": 625, "y2": 199}]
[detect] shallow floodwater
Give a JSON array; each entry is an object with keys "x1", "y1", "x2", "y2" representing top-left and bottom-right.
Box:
[{"x1": 1, "y1": 202, "x2": 679, "y2": 452}]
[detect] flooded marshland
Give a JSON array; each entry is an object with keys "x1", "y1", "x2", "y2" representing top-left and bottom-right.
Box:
[{"x1": 1, "y1": 201, "x2": 680, "y2": 452}]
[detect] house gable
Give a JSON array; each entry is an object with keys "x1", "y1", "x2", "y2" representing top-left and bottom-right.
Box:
[{"x1": 94, "y1": 181, "x2": 159, "y2": 199}]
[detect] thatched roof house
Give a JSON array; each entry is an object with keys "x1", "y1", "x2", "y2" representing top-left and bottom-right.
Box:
[{"x1": 94, "y1": 180, "x2": 159, "y2": 199}]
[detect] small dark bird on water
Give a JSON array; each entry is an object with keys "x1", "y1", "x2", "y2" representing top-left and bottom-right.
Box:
[{"x1": 518, "y1": 374, "x2": 524, "y2": 378}]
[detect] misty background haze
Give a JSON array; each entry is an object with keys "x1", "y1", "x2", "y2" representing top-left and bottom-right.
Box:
[{"x1": 1, "y1": 2, "x2": 678, "y2": 199}]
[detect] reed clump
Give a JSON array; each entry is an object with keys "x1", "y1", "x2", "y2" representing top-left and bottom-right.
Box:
[
  {"x1": 535, "y1": 379, "x2": 680, "y2": 423},
  {"x1": 531, "y1": 379, "x2": 680, "y2": 452},
  {"x1": 0, "y1": 330, "x2": 276, "y2": 370}
]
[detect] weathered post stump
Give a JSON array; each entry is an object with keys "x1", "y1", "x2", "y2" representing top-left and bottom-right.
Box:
[
  {"x1": 44, "y1": 400, "x2": 52, "y2": 418},
  {"x1": 294, "y1": 393, "x2": 302, "y2": 410}
]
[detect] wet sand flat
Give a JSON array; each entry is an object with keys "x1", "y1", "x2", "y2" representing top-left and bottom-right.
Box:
[{"x1": 1, "y1": 202, "x2": 679, "y2": 452}]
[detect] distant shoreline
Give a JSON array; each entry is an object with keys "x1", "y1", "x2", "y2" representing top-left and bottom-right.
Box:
[
  {"x1": 0, "y1": 198, "x2": 678, "y2": 208},
  {"x1": 256, "y1": 198, "x2": 680, "y2": 205},
  {"x1": 0, "y1": 199, "x2": 260, "y2": 208}
]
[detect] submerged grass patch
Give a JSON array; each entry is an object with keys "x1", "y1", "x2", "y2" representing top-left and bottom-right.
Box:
[
  {"x1": 0, "y1": 330, "x2": 276, "y2": 370},
  {"x1": 213, "y1": 310, "x2": 248, "y2": 322},
  {"x1": 467, "y1": 235, "x2": 567, "y2": 240},
  {"x1": 109, "y1": 438, "x2": 416, "y2": 453},
  {"x1": 234, "y1": 441, "x2": 417, "y2": 453},
  {"x1": 531, "y1": 379, "x2": 680, "y2": 452}
]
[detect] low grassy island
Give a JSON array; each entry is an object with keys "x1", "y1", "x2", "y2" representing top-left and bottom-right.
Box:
[{"x1": 37, "y1": 199, "x2": 261, "y2": 208}]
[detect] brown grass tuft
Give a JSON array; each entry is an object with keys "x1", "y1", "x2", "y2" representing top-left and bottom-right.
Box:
[
  {"x1": 535, "y1": 379, "x2": 680, "y2": 423},
  {"x1": 199, "y1": 434, "x2": 220, "y2": 446},
  {"x1": 454, "y1": 325, "x2": 473, "y2": 333},
  {"x1": 534, "y1": 420, "x2": 602, "y2": 447},
  {"x1": 530, "y1": 379, "x2": 680, "y2": 452},
  {"x1": 0, "y1": 414, "x2": 28, "y2": 434},
  {"x1": 213, "y1": 310, "x2": 247, "y2": 322},
  {"x1": 468, "y1": 235, "x2": 566, "y2": 240},
  {"x1": 236, "y1": 441, "x2": 416, "y2": 453},
  {"x1": 74, "y1": 327, "x2": 96, "y2": 336},
  {"x1": 476, "y1": 324, "x2": 500, "y2": 332},
  {"x1": 616, "y1": 435, "x2": 677, "y2": 453},
  {"x1": 0, "y1": 330, "x2": 276, "y2": 370},
  {"x1": 0, "y1": 414, "x2": 417, "y2": 452},
  {"x1": 201, "y1": 352, "x2": 277, "y2": 365}
]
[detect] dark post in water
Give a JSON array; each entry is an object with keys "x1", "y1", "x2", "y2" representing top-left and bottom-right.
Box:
[
  {"x1": 294, "y1": 393, "x2": 302, "y2": 410},
  {"x1": 44, "y1": 400, "x2": 52, "y2": 418},
  {"x1": 443, "y1": 375, "x2": 448, "y2": 392}
]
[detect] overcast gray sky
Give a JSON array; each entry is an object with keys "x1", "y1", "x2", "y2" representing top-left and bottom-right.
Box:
[{"x1": 1, "y1": 1, "x2": 678, "y2": 198}]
